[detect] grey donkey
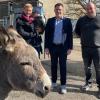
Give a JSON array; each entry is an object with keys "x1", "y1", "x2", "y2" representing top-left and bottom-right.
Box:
[{"x1": 0, "y1": 26, "x2": 51, "y2": 98}]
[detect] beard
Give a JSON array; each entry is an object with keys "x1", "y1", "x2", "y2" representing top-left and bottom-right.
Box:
[{"x1": 87, "y1": 13, "x2": 96, "y2": 18}]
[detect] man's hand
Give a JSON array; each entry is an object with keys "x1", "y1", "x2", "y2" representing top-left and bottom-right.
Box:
[
  {"x1": 67, "y1": 49, "x2": 72, "y2": 55},
  {"x1": 45, "y1": 48, "x2": 50, "y2": 58}
]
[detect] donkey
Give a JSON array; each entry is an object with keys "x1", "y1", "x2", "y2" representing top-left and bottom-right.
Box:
[{"x1": 0, "y1": 26, "x2": 51, "y2": 98}]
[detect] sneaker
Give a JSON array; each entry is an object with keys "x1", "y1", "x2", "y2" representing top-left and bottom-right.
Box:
[
  {"x1": 60, "y1": 85, "x2": 67, "y2": 94},
  {"x1": 51, "y1": 83, "x2": 57, "y2": 89},
  {"x1": 81, "y1": 83, "x2": 92, "y2": 91}
]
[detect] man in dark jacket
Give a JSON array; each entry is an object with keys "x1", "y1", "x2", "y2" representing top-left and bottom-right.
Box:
[
  {"x1": 75, "y1": 2, "x2": 100, "y2": 99},
  {"x1": 45, "y1": 3, "x2": 73, "y2": 94},
  {"x1": 16, "y1": 3, "x2": 45, "y2": 57}
]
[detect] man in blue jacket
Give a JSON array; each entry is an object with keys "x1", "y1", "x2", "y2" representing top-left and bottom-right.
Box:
[{"x1": 45, "y1": 3, "x2": 73, "y2": 94}]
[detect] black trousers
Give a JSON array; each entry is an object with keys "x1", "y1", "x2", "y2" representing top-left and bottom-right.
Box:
[
  {"x1": 82, "y1": 47, "x2": 100, "y2": 87},
  {"x1": 49, "y1": 44, "x2": 67, "y2": 85},
  {"x1": 34, "y1": 45, "x2": 42, "y2": 58}
]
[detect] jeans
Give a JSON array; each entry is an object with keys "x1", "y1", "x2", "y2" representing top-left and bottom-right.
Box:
[{"x1": 82, "y1": 47, "x2": 100, "y2": 86}]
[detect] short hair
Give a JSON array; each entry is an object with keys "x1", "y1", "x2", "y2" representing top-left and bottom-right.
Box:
[
  {"x1": 55, "y1": 3, "x2": 63, "y2": 8},
  {"x1": 24, "y1": 3, "x2": 33, "y2": 9},
  {"x1": 86, "y1": 2, "x2": 96, "y2": 9}
]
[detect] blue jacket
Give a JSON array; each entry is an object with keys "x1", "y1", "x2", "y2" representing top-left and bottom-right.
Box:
[{"x1": 45, "y1": 17, "x2": 73, "y2": 52}]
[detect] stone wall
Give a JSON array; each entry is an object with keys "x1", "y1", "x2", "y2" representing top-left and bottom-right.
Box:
[{"x1": 40, "y1": 0, "x2": 63, "y2": 18}]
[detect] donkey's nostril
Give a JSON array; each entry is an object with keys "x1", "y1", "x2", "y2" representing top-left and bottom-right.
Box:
[{"x1": 44, "y1": 86, "x2": 50, "y2": 92}]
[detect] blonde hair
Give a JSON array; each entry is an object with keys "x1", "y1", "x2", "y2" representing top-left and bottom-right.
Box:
[{"x1": 24, "y1": 3, "x2": 33, "y2": 9}]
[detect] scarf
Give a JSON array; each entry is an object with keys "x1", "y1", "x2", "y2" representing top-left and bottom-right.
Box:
[{"x1": 21, "y1": 13, "x2": 34, "y2": 24}]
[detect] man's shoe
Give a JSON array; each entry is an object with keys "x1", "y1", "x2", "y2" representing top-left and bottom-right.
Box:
[
  {"x1": 60, "y1": 85, "x2": 67, "y2": 94},
  {"x1": 51, "y1": 83, "x2": 57, "y2": 89},
  {"x1": 81, "y1": 83, "x2": 92, "y2": 91}
]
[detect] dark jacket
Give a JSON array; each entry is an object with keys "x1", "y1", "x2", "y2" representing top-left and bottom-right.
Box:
[
  {"x1": 45, "y1": 17, "x2": 73, "y2": 52},
  {"x1": 16, "y1": 14, "x2": 45, "y2": 47},
  {"x1": 75, "y1": 15, "x2": 100, "y2": 47}
]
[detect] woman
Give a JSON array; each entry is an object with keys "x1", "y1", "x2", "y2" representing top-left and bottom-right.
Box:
[{"x1": 16, "y1": 3, "x2": 45, "y2": 57}]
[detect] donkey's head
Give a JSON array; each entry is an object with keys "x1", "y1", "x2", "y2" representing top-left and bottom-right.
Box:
[{"x1": 0, "y1": 26, "x2": 51, "y2": 98}]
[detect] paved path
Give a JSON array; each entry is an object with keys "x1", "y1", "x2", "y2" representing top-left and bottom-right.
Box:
[{"x1": 0, "y1": 38, "x2": 99, "y2": 100}]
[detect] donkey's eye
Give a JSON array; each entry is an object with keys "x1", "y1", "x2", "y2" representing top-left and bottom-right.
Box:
[{"x1": 20, "y1": 62, "x2": 32, "y2": 66}]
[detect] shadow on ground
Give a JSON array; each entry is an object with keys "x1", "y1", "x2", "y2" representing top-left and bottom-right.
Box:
[
  {"x1": 41, "y1": 59, "x2": 95, "y2": 78},
  {"x1": 50, "y1": 83, "x2": 97, "y2": 97}
]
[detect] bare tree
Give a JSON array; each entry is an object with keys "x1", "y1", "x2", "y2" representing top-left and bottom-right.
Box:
[{"x1": 62, "y1": 0, "x2": 100, "y2": 19}]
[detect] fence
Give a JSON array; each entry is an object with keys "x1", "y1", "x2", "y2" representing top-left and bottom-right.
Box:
[
  {"x1": 0, "y1": 17, "x2": 9, "y2": 27},
  {"x1": 0, "y1": 1, "x2": 46, "y2": 59}
]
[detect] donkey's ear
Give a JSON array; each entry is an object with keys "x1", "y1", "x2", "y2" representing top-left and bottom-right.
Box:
[
  {"x1": 0, "y1": 26, "x2": 10, "y2": 40},
  {"x1": 0, "y1": 26, "x2": 6, "y2": 32}
]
